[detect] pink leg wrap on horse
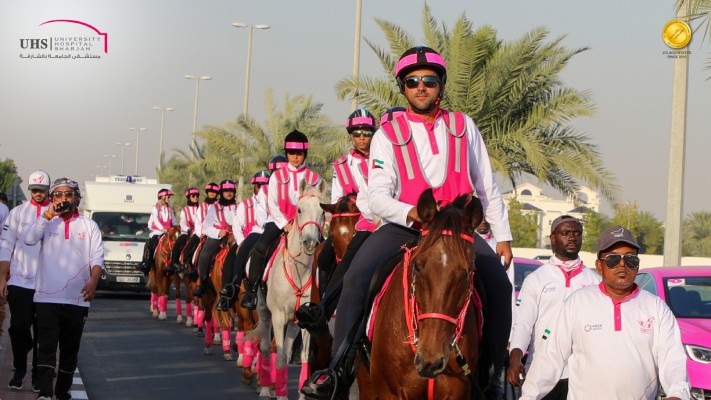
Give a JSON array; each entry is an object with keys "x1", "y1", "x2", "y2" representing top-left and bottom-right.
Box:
[
  {"x1": 299, "y1": 361, "x2": 310, "y2": 390},
  {"x1": 235, "y1": 331, "x2": 245, "y2": 355},
  {"x1": 221, "y1": 330, "x2": 230, "y2": 352},
  {"x1": 259, "y1": 351, "x2": 271, "y2": 387},
  {"x1": 197, "y1": 310, "x2": 205, "y2": 328},
  {"x1": 150, "y1": 293, "x2": 158, "y2": 310},
  {"x1": 192, "y1": 304, "x2": 198, "y2": 320},
  {"x1": 275, "y1": 367, "x2": 288, "y2": 397},
  {"x1": 158, "y1": 296, "x2": 168, "y2": 313},
  {"x1": 270, "y1": 353, "x2": 277, "y2": 383},
  {"x1": 204, "y1": 320, "x2": 213, "y2": 346},
  {"x1": 243, "y1": 338, "x2": 254, "y2": 368},
  {"x1": 186, "y1": 301, "x2": 193, "y2": 318},
  {"x1": 175, "y1": 298, "x2": 182, "y2": 316}
]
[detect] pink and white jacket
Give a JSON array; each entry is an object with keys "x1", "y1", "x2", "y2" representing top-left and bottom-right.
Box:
[
  {"x1": 267, "y1": 164, "x2": 321, "y2": 229},
  {"x1": 147, "y1": 203, "x2": 176, "y2": 238},
  {"x1": 202, "y1": 202, "x2": 237, "y2": 240},
  {"x1": 331, "y1": 150, "x2": 375, "y2": 229},
  {"x1": 368, "y1": 109, "x2": 512, "y2": 242},
  {"x1": 232, "y1": 194, "x2": 267, "y2": 245},
  {"x1": 179, "y1": 204, "x2": 198, "y2": 235},
  {"x1": 193, "y1": 202, "x2": 213, "y2": 237},
  {"x1": 24, "y1": 212, "x2": 104, "y2": 307},
  {"x1": 0, "y1": 199, "x2": 51, "y2": 290}
]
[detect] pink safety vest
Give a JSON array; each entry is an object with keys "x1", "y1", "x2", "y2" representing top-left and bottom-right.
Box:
[
  {"x1": 212, "y1": 203, "x2": 234, "y2": 231},
  {"x1": 150, "y1": 204, "x2": 173, "y2": 231},
  {"x1": 380, "y1": 110, "x2": 474, "y2": 206},
  {"x1": 333, "y1": 149, "x2": 368, "y2": 196},
  {"x1": 241, "y1": 197, "x2": 257, "y2": 238},
  {"x1": 183, "y1": 205, "x2": 197, "y2": 230},
  {"x1": 199, "y1": 202, "x2": 211, "y2": 221},
  {"x1": 275, "y1": 166, "x2": 320, "y2": 221}
]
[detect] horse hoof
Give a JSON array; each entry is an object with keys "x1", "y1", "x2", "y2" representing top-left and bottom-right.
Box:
[
  {"x1": 258, "y1": 387, "x2": 271, "y2": 400},
  {"x1": 152, "y1": 310, "x2": 159, "y2": 318},
  {"x1": 196, "y1": 329, "x2": 204, "y2": 337},
  {"x1": 212, "y1": 333, "x2": 221, "y2": 345},
  {"x1": 203, "y1": 347, "x2": 212, "y2": 355},
  {"x1": 236, "y1": 354, "x2": 244, "y2": 368},
  {"x1": 176, "y1": 315, "x2": 184, "y2": 324},
  {"x1": 158, "y1": 312, "x2": 167, "y2": 320},
  {"x1": 223, "y1": 352, "x2": 234, "y2": 361},
  {"x1": 185, "y1": 317, "x2": 194, "y2": 327},
  {"x1": 193, "y1": 326, "x2": 200, "y2": 333},
  {"x1": 241, "y1": 372, "x2": 255, "y2": 386}
]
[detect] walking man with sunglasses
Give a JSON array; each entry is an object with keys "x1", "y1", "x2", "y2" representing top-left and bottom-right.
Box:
[
  {"x1": 507, "y1": 215, "x2": 600, "y2": 399},
  {"x1": 24, "y1": 178, "x2": 104, "y2": 400},
  {"x1": 0, "y1": 170, "x2": 51, "y2": 392},
  {"x1": 302, "y1": 46, "x2": 514, "y2": 399},
  {"x1": 520, "y1": 225, "x2": 690, "y2": 400}
]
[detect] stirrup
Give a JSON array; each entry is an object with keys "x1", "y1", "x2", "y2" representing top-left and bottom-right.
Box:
[
  {"x1": 296, "y1": 302, "x2": 328, "y2": 337},
  {"x1": 216, "y1": 296, "x2": 231, "y2": 312},
  {"x1": 240, "y1": 290, "x2": 257, "y2": 310},
  {"x1": 301, "y1": 369, "x2": 341, "y2": 400},
  {"x1": 192, "y1": 284, "x2": 205, "y2": 298}
]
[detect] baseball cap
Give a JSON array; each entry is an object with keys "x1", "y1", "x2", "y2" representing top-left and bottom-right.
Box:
[
  {"x1": 49, "y1": 178, "x2": 79, "y2": 194},
  {"x1": 596, "y1": 225, "x2": 639, "y2": 257},
  {"x1": 550, "y1": 215, "x2": 582, "y2": 234},
  {"x1": 28, "y1": 170, "x2": 50, "y2": 190}
]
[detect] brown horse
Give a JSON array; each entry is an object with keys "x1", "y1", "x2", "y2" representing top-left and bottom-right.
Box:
[
  {"x1": 149, "y1": 226, "x2": 180, "y2": 320},
  {"x1": 363, "y1": 189, "x2": 483, "y2": 399},
  {"x1": 171, "y1": 266, "x2": 195, "y2": 326},
  {"x1": 235, "y1": 281, "x2": 260, "y2": 384},
  {"x1": 200, "y1": 234, "x2": 236, "y2": 360}
]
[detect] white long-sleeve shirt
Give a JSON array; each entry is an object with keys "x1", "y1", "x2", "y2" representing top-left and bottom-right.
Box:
[
  {"x1": 521, "y1": 283, "x2": 690, "y2": 400},
  {"x1": 0, "y1": 200, "x2": 50, "y2": 290},
  {"x1": 232, "y1": 194, "x2": 268, "y2": 245},
  {"x1": 202, "y1": 202, "x2": 237, "y2": 240},
  {"x1": 510, "y1": 263, "x2": 600, "y2": 375},
  {"x1": 147, "y1": 204, "x2": 176, "y2": 238},
  {"x1": 330, "y1": 152, "x2": 369, "y2": 203},
  {"x1": 24, "y1": 213, "x2": 104, "y2": 307},
  {"x1": 179, "y1": 204, "x2": 198, "y2": 235},
  {"x1": 367, "y1": 112, "x2": 512, "y2": 241},
  {"x1": 267, "y1": 164, "x2": 320, "y2": 229}
]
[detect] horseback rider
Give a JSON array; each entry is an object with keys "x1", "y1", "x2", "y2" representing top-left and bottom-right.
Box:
[
  {"x1": 241, "y1": 131, "x2": 322, "y2": 310},
  {"x1": 380, "y1": 106, "x2": 407, "y2": 125},
  {"x1": 215, "y1": 170, "x2": 270, "y2": 311},
  {"x1": 167, "y1": 187, "x2": 200, "y2": 275},
  {"x1": 192, "y1": 180, "x2": 237, "y2": 297},
  {"x1": 302, "y1": 46, "x2": 514, "y2": 399},
  {"x1": 140, "y1": 188, "x2": 176, "y2": 274},
  {"x1": 296, "y1": 109, "x2": 378, "y2": 333},
  {"x1": 183, "y1": 182, "x2": 219, "y2": 280}
]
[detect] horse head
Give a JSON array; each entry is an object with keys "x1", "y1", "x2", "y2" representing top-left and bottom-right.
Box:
[
  {"x1": 294, "y1": 179, "x2": 327, "y2": 255},
  {"x1": 320, "y1": 193, "x2": 359, "y2": 260},
  {"x1": 409, "y1": 188, "x2": 483, "y2": 378}
]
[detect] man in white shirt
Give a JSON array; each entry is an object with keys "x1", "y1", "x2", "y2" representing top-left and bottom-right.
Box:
[
  {"x1": 507, "y1": 215, "x2": 600, "y2": 399},
  {"x1": 520, "y1": 225, "x2": 690, "y2": 400},
  {"x1": 24, "y1": 178, "x2": 103, "y2": 400},
  {"x1": 0, "y1": 170, "x2": 51, "y2": 392}
]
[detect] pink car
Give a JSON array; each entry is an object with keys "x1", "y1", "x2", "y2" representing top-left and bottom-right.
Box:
[{"x1": 635, "y1": 266, "x2": 711, "y2": 397}]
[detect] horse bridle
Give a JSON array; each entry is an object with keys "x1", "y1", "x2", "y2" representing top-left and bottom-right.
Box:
[
  {"x1": 402, "y1": 229, "x2": 476, "y2": 374},
  {"x1": 294, "y1": 193, "x2": 326, "y2": 236}
]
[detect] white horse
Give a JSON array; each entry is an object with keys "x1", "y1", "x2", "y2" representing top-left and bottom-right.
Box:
[{"x1": 257, "y1": 179, "x2": 325, "y2": 400}]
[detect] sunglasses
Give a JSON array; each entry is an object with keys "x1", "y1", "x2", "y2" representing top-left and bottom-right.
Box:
[
  {"x1": 403, "y1": 75, "x2": 440, "y2": 89},
  {"x1": 598, "y1": 254, "x2": 640, "y2": 270},
  {"x1": 286, "y1": 150, "x2": 305, "y2": 156},
  {"x1": 53, "y1": 191, "x2": 75, "y2": 199},
  {"x1": 350, "y1": 130, "x2": 374, "y2": 138}
]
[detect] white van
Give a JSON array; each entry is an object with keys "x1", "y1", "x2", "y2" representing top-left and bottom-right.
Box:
[{"x1": 82, "y1": 176, "x2": 171, "y2": 292}]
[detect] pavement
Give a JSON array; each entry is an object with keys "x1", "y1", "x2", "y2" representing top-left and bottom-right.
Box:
[{"x1": 0, "y1": 310, "x2": 88, "y2": 400}]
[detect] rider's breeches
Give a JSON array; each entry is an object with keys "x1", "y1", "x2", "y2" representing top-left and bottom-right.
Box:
[
  {"x1": 170, "y1": 233, "x2": 190, "y2": 265},
  {"x1": 220, "y1": 243, "x2": 239, "y2": 288},
  {"x1": 321, "y1": 230, "x2": 371, "y2": 318},
  {"x1": 197, "y1": 238, "x2": 222, "y2": 281},
  {"x1": 317, "y1": 236, "x2": 335, "y2": 297},
  {"x1": 246, "y1": 222, "x2": 282, "y2": 289},
  {"x1": 183, "y1": 235, "x2": 200, "y2": 267},
  {"x1": 143, "y1": 235, "x2": 160, "y2": 266},
  {"x1": 331, "y1": 224, "x2": 417, "y2": 358},
  {"x1": 473, "y1": 237, "x2": 512, "y2": 371},
  {"x1": 226, "y1": 232, "x2": 261, "y2": 289}
]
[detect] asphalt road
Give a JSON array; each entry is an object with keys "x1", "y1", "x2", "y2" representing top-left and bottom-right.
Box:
[{"x1": 78, "y1": 291, "x2": 303, "y2": 400}]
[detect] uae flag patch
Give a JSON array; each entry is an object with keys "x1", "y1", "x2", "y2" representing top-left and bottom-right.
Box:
[
  {"x1": 542, "y1": 328, "x2": 551, "y2": 340},
  {"x1": 372, "y1": 159, "x2": 384, "y2": 169},
  {"x1": 515, "y1": 298, "x2": 522, "y2": 307}
]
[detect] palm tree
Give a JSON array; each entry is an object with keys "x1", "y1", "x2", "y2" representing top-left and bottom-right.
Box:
[
  {"x1": 160, "y1": 89, "x2": 344, "y2": 200},
  {"x1": 336, "y1": 4, "x2": 617, "y2": 201},
  {"x1": 678, "y1": 0, "x2": 711, "y2": 75},
  {"x1": 683, "y1": 211, "x2": 711, "y2": 256}
]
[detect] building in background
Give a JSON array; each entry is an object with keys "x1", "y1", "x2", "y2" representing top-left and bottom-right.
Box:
[{"x1": 502, "y1": 182, "x2": 601, "y2": 248}]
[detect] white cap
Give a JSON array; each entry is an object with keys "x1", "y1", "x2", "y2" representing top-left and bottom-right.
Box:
[{"x1": 28, "y1": 170, "x2": 50, "y2": 190}]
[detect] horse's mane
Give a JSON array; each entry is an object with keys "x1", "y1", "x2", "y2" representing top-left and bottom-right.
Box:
[
  {"x1": 334, "y1": 193, "x2": 358, "y2": 213},
  {"x1": 415, "y1": 196, "x2": 472, "y2": 269}
]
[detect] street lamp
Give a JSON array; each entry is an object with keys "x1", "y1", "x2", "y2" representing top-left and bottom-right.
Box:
[
  {"x1": 129, "y1": 127, "x2": 147, "y2": 176},
  {"x1": 103, "y1": 154, "x2": 116, "y2": 176},
  {"x1": 351, "y1": 0, "x2": 362, "y2": 111},
  {"x1": 185, "y1": 75, "x2": 212, "y2": 159},
  {"x1": 231, "y1": 22, "x2": 270, "y2": 118},
  {"x1": 153, "y1": 106, "x2": 175, "y2": 171},
  {"x1": 115, "y1": 142, "x2": 131, "y2": 175}
]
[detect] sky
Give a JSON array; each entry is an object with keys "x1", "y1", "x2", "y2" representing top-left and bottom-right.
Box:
[{"x1": 0, "y1": 0, "x2": 709, "y2": 221}]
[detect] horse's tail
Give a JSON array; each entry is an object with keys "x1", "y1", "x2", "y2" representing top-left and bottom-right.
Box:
[{"x1": 245, "y1": 320, "x2": 264, "y2": 342}]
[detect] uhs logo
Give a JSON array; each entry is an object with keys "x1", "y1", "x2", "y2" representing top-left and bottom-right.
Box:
[{"x1": 20, "y1": 39, "x2": 48, "y2": 49}]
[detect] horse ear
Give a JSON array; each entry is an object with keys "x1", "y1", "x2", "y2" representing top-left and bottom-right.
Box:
[
  {"x1": 464, "y1": 196, "x2": 484, "y2": 231},
  {"x1": 299, "y1": 179, "x2": 307, "y2": 195},
  {"x1": 316, "y1": 179, "x2": 326, "y2": 199},
  {"x1": 416, "y1": 188, "x2": 437, "y2": 227},
  {"x1": 320, "y1": 202, "x2": 337, "y2": 214}
]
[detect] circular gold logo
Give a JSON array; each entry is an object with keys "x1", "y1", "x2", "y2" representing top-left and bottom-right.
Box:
[{"x1": 663, "y1": 19, "x2": 692, "y2": 49}]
